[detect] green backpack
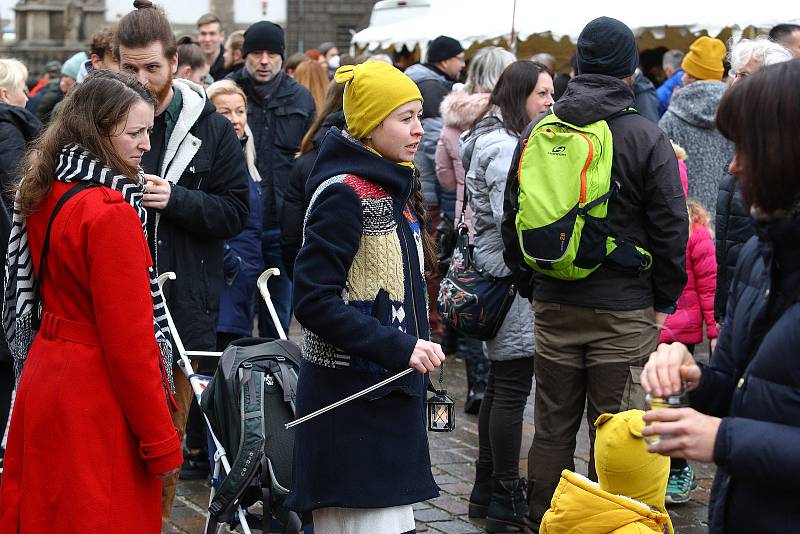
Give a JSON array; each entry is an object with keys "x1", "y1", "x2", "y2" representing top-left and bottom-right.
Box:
[{"x1": 515, "y1": 110, "x2": 652, "y2": 280}]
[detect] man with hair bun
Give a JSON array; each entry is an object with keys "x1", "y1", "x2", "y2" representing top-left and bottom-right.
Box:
[{"x1": 115, "y1": 0, "x2": 250, "y2": 524}]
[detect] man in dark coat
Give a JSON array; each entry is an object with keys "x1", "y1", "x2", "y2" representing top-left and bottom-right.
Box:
[
  {"x1": 501, "y1": 17, "x2": 688, "y2": 531},
  {"x1": 227, "y1": 20, "x2": 315, "y2": 339},
  {"x1": 404, "y1": 35, "x2": 465, "y2": 338},
  {"x1": 404, "y1": 35, "x2": 465, "y2": 221},
  {"x1": 115, "y1": 2, "x2": 250, "y2": 523},
  {"x1": 197, "y1": 13, "x2": 227, "y2": 81}
]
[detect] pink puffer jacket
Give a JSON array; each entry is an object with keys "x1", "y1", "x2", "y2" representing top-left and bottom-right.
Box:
[
  {"x1": 435, "y1": 91, "x2": 489, "y2": 241},
  {"x1": 660, "y1": 223, "x2": 718, "y2": 345}
]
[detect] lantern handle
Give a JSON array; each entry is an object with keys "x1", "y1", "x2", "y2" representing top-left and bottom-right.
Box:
[{"x1": 285, "y1": 367, "x2": 416, "y2": 429}]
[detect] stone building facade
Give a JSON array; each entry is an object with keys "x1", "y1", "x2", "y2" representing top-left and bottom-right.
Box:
[{"x1": 286, "y1": 0, "x2": 378, "y2": 55}]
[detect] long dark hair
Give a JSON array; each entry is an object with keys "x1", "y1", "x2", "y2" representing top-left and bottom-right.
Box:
[
  {"x1": 299, "y1": 81, "x2": 345, "y2": 155},
  {"x1": 15, "y1": 71, "x2": 155, "y2": 216},
  {"x1": 474, "y1": 60, "x2": 551, "y2": 136},
  {"x1": 716, "y1": 59, "x2": 800, "y2": 215}
]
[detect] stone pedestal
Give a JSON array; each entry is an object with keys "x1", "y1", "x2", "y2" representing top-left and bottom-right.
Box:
[
  {"x1": 13, "y1": 0, "x2": 104, "y2": 46},
  {"x1": 4, "y1": 0, "x2": 105, "y2": 76},
  {"x1": 210, "y1": 0, "x2": 234, "y2": 35}
]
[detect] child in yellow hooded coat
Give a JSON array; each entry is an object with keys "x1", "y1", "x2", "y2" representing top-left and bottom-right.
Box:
[{"x1": 540, "y1": 410, "x2": 674, "y2": 534}]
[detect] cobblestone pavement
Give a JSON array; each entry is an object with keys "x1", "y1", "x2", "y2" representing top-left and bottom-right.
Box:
[{"x1": 168, "y1": 329, "x2": 712, "y2": 534}]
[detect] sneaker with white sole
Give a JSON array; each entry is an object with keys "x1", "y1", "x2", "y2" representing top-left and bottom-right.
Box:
[{"x1": 666, "y1": 464, "x2": 698, "y2": 504}]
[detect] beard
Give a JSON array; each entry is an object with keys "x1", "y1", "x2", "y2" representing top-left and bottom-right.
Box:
[{"x1": 150, "y1": 71, "x2": 173, "y2": 110}]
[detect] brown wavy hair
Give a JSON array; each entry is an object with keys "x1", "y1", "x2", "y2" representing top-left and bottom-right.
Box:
[
  {"x1": 15, "y1": 70, "x2": 156, "y2": 217},
  {"x1": 410, "y1": 175, "x2": 438, "y2": 276}
]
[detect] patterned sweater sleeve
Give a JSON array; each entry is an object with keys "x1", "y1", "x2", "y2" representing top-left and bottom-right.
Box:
[{"x1": 293, "y1": 182, "x2": 417, "y2": 372}]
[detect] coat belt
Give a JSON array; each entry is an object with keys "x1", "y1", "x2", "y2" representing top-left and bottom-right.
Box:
[{"x1": 39, "y1": 312, "x2": 101, "y2": 347}]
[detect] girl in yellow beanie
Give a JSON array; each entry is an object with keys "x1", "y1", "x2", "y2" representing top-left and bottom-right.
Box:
[{"x1": 284, "y1": 61, "x2": 444, "y2": 534}]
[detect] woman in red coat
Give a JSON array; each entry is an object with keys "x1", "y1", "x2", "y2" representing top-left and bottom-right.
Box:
[{"x1": 0, "y1": 71, "x2": 182, "y2": 533}]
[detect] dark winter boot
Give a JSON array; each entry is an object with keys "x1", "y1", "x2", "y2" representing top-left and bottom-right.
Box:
[
  {"x1": 468, "y1": 462, "x2": 493, "y2": 518},
  {"x1": 486, "y1": 477, "x2": 529, "y2": 533},
  {"x1": 463, "y1": 380, "x2": 485, "y2": 415}
]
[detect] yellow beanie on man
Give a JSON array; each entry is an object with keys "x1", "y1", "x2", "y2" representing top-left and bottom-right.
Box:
[
  {"x1": 334, "y1": 62, "x2": 423, "y2": 139},
  {"x1": 682, "y1": 36, "x2": 727, "y2": 80}
]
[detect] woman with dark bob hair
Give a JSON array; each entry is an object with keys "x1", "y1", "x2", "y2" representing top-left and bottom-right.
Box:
[
  {"x1": 640, "y1": 59, "x2": 800, "y2": 534},
  {"x1": 0, "y1": 70, "x2": 182, "y2": 532},
  {"x1": 461, "y1": 60, "x2": 553, "y2": 531}
]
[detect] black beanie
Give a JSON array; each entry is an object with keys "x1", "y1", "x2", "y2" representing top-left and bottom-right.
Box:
[
  {"x1": 242, "y1": 21, "x2": 286, "y2": 59},
  {"x1": 576, "y1": 17, "x2": 638, "y2": 78},
  {"x1": 427, "y1": 35, "x2": 464, "y2": 63}
]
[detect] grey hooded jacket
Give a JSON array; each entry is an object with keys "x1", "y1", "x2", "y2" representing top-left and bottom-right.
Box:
[
  {"x1": 659, "y1": 80, "x2": 734, "y2": 222},
  {"x1": 406, "y1": 63, "x2": 456, "y2": 215},
  {"x1": 462, "y1": 114, "x2": 534, "y2": 361}
]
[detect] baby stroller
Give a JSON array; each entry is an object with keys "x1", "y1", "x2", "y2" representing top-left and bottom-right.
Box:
[{"x1": 157, "y1": 269, "x2": 304, "y2": 534}]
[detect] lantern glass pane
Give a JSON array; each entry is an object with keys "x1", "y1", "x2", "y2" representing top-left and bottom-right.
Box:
[{"x1": 436, "y1": 404, "x2": 448, "y2": 424}]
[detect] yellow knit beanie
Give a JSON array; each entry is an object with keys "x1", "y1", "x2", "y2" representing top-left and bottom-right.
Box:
[
  {"x1": 334, "y1": 62, "x2": 423, "y2": 139},
  {"x1": 682, "y1": 36, "x2": 727, "y2": 80},
  {"x1": 595, "y1": 410, "x2": 675, "y2": 534}
]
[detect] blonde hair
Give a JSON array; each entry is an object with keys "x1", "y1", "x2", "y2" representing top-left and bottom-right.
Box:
[
  {"x1": 0, "y1": 59, "x2": 28, "y2": 94},
  {"x1": 687, "y1": 199, "x2": 711, "y2": 236},
  {"x1": 671, "y1": 141, "x2": 687, "y2": 161},
  {"x1": 206, "y1": 80, "x2": 261, "y2": 182}
]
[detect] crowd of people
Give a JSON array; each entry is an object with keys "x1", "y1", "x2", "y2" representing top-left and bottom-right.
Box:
[{"x1": 0, "y1": 1, "x2": 799, "y2": 532}]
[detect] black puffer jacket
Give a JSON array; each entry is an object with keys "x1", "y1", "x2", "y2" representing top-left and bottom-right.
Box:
[
  {"x1": 227, "y1": 68, "x2": 315, "y2": 228},
  {"x1": 502, "y1": 74, "x2": 688, "y2": 311},
  {"x1": 279, "y1": 111, "x2": 346, "y2": 278},
  {"x1": 714, "y1": 173, "x2": 754, "y2": 321},
  {"x1": 690, "y1": 218, "x2": 800, "y2": 533},
  {"x1": 0, "y1": 103, "x2": 42, "y2": 210}
]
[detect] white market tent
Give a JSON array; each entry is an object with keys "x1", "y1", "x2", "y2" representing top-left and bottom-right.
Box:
[{"x1": 352, "y1": 0, "x2": 800, "y2": 56}]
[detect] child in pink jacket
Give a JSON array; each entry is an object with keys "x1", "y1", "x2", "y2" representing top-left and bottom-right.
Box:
[{"x1": 659, "y1": 199, "x2": 718, "y2": 353}]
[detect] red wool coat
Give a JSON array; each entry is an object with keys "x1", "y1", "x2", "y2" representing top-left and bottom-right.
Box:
[
  {"x1": 660, "y1": 223, "x2": 719, "y2": 345},
  {"x1": 0, "y1": 183, "x2": 182, "y2": 533}
]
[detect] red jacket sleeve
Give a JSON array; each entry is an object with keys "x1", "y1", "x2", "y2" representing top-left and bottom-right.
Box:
[
  {"x1": 691, "y1": 225, "x2": 718, "y2": 339},
  {"x1": 86, "y1": 197, "x2": 182, "y2": 475}
]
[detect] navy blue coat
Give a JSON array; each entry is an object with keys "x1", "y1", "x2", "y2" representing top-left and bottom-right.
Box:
[
  {"x1": 690, "y1": 218, "x2": 800, "y2": 533},
  {"x1": 0, "y1": 103, "x2": 41, "y2": 210},
  {"x1": 227, "y1": 68, "x2": 315, "y2": 228},
  {"x1": 714, "y1": 173, "x2": 754, "y2": 322},
  {"x1": 218, "y1": 160, "x2": 263, "y2": 337},
  {"x1": 285, "y1": 129, "x2": 438, "y2": 512}
]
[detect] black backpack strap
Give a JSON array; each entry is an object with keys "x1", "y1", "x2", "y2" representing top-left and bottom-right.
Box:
[
  {"x1": 275, "y1": 360, "x2": 298, "y2": 410},
  {"x1": 32, "y1": 181, "x2": 98, "y2": 329},
  {"x1": 208, "y1": 366, "x2": 266, "y2": 519}
]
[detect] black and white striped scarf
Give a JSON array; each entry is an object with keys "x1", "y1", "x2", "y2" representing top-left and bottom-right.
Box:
[{"x1": 2, "y1": 144, "x2": 175, "y2": 399}]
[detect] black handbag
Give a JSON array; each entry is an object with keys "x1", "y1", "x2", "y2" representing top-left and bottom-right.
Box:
[
  {"x1": 436, "y1": 179, "x2": 516, "y2": 341},
  {"x1": 435, "y1": 215, "x2": 457, "y2": 276}
]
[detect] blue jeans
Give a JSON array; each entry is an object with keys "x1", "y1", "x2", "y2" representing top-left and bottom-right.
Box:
[{"x1": 258, "y1": 227, "x2": 292, "y2": 339}]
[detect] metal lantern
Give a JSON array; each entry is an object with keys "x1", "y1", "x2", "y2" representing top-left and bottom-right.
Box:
[{"x1": 428, "y1": 367, "x2": 456, "y2": 432}]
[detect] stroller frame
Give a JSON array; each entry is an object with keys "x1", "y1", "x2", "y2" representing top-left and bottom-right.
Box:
[{"x1": 157, "y1": 268, "x2": 293, "y2": 534}]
